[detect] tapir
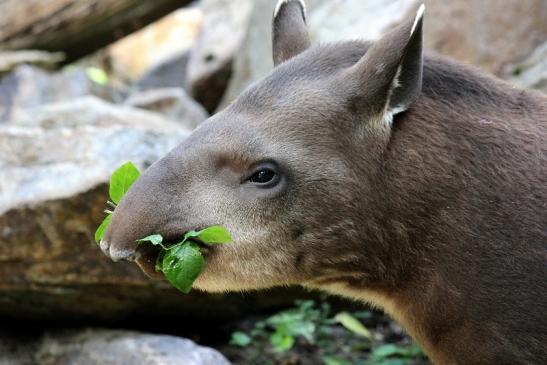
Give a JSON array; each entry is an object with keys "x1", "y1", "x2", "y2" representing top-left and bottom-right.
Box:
[{"x1": 100, "y1": 1, "x2": 547, "y2": 364}]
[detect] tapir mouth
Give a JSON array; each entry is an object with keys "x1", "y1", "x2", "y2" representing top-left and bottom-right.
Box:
[
  {"x1": 135, "y1": 244, "x2": 163, "y2": 279},
  {"x1": 134, "y1": 237, "x2": 213, "y2": 279}
]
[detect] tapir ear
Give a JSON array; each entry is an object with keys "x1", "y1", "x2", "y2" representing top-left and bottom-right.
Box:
[
  {"x1": 272, "y1": 0, "x2": 311, "y2": 66},
  {"x1": 343, "y1": 4, "x2": 425, "y2": 123}
]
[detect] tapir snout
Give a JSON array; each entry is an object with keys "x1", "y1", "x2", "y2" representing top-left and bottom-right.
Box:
[{"x1": 100, "y1": 155, "x2": 183, "y2": 262}]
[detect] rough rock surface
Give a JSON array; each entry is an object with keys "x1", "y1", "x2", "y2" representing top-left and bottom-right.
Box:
[
  {"x1": 215, "y1": 0, "x2": 276, "y2": 111},
  {"x1": 133, "y1": 51, "x2": 190, "y2": 92},
  {"x1": 107, "y1": 7, "x2": 201, "y2": 81},
  {"x1": 0, "y1": 329, "x2": 231, "y2": 365},
  {"x1": 186, "y1": 0, "x2": 253, "y2": 112},
  {"x1": 307, "y1": 0, "x2": 416, "y2": 43},
  {"x1": 0, "y1": 65, "x2": 122, "y2": 122},
  {"x1": 424, "y1": 0, "x2": 547, "y2": 76},
  {"x1": 506, "y1": 41, "x2": 547, "y2": 93},
  {"x1": 125, "y1": 87, "x2": 208, "y2": 129},
  {"x1": 36, "y1": 330, "x2": 231, "y2": 365},
  {"x1": 0, "y1": 96, "x2": 189, "y2": 213}
]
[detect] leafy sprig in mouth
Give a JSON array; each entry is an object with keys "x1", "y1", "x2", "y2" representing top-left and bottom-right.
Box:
[{"x1": 137, "y1": 226, "x2": 231, "y2": 293}]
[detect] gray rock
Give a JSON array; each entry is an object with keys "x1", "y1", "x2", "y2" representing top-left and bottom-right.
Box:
[
  {"x1": 506, "y1": 41, "x2": 547, "y2": 93},
  {"x1": 0, "y1": 96, "x2": 189, "y2": 214},
  {"x1": 0, "y1": 329, "x2": 230, "y2": 365},
  {"x1": 215, "y1": 0, "x2": 275, "y2": 112},
  {"x1": 125, "y1": 87, "x2": 208, "y2": 129},
  {"x1": 133, "y1": 51, "x2": 189, "y2": 92},
  {"x1": 0, "y1": 65, "x2": 123, "y2": 122},
  {"x1": 35, "y1": 329, "x2": 231, "y2": 365},
  {"x1": 423, "y1": 0, "x2": 547, "y2": 76},
  {"x1": 307, "y1": 0, "x2": 415, "y2": 43},
  {"x1": 186, "y1": 0, "x2": 253, "y2": 112}
]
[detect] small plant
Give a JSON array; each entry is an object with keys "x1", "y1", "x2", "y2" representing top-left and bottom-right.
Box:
[
  {"x1": 85, "y1": 67, "x2": 109, "y2": 85},
  {"x1": 266, "y1": 299, "x2": 331, "y2": 351},
  {"x1": 229, "y1": 300, "x2": 332, "y2": 352},
  {"x1": 227, "y1": 299, "x2": 427, "y2": 365},
  {"x1": 95, "y1": 161, "x2": 231, "y2": 294}
]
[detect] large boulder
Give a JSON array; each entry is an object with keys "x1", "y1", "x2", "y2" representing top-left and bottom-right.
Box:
[
  {"x1": 1, "y1": 329, "x2": 230, "y2": 365},
  {"x1": 185, "y1": 0, "x2": 253, "y2": 112},
  {"x1": 0, "y1": 65, "x2": 123, "y2": 123},
  {"x1": 107, "y1": 7, "x2": 201, "y2": 82},
  {"x1": 308, "y1": 0, "x2": 547, "y2": 76},
  {"x1": 0, "y1": 96, "x2": 313, "y2": 323},
  {"x1": 124, "y1": 87, "x2": 208, "y2": 129},
  {"x1": 307, "y1": 0, "x2": 416, "y2": 42},
  {"x1": 506, "y1": 41, "x2": 547, "y2": 93},
  {"x1": 423, "y1": 0, "x2": 547, "y2": 76},
  {"x1": 0, "y1": 96, "x2": 189, "y2": 214},
  {"x1": 133, "y1": 51, "x2": 190, "y2": 92}
]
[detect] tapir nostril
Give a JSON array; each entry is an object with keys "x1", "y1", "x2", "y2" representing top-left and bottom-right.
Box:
[
  {"x1": 99, "y1": 238, "x2": 137, "y2": 262},
  {"x1": 99, "y1": 239, "x2": 110, "y2": 255},
  {"x1": 108, "y1": 244, "x2": 137, "y2": 262}
]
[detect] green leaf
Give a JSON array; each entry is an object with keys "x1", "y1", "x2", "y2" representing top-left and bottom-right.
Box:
[
  {"x1": 369, "y1": 360, "x2": 406, "y2": 365},
  {"x1": 230, "y1": 331, "x2": 252, "y2": 347},
  {"x1": 371, "y1": 343, "x2": 423, "y2": 361},
  {"x1": 109, "y1": 161, "x2": 140, "y2": 204},
  {"x1": 95, "y1": 214, "x2": 112, "y2": 243},
  {"x1": 181, "y1": 230, "x2": 199, "y2": 242},
  {"x1": 137, "y1": 234, "x2": 163, "y2": 246},
  {"x1": 86, "y1": 67, "x2": 109, "y2": 85},
  {"x1": 372, "y1": 344, "x2": 401, "y2": 359},
  {"x1": 270, "y1": 332, "x2": 294, "y2": 352},
  {"x1": 184, "y1": 225, "x2": 232, "y2": 244},
  {"x1": 161, "y1": 242, "x2": 204, "y2": 293},
  {"x1": 323, "y1": 356, "x2": 353, "y2": 365},
  {"x1": 334, "y1": 312, "x2": 372, "y2": 339},
  {"x1": 353, "y1": 310, "x2": 374, "y2": 320}
]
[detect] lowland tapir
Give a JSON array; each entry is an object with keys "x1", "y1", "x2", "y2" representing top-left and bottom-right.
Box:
[{"x1": 100, "y1": 1, "x2": 547, "y2": 363}]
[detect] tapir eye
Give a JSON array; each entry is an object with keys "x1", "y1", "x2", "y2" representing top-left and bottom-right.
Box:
[
  {"x1": 246, "y1": 163, "x2": 280, "y2": 187},
  {"x1": 250, "y1": 169, "x2": 276, "y2": 183}
]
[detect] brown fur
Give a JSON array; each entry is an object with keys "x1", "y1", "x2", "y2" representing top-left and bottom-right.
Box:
[{"x1": 101, "y1": 2, "x2": 547, "y2": 364}]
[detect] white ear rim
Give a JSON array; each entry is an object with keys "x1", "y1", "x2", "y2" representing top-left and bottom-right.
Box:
[
  {"x1": 274, "y1": 0, "x2": 307, "y2": 21},
  {"x1": 382, "y1": 3, "x2": 425, "y2": 126},
  {"x1": 411, "y1": 4, "x2": 425, "y2": 35}
]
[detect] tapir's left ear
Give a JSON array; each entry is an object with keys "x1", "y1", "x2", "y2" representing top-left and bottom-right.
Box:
[
  {"x1": 342, "y1": 4, "x2": 425, "y2": 123},
  {"x1": 272, "y1": 0, "x2": 311, "y2": 66}
]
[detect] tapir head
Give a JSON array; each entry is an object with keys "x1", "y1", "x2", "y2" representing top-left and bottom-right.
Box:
[{"x1": 101, "y1": 0, "x2": 424, "y2": 292}]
